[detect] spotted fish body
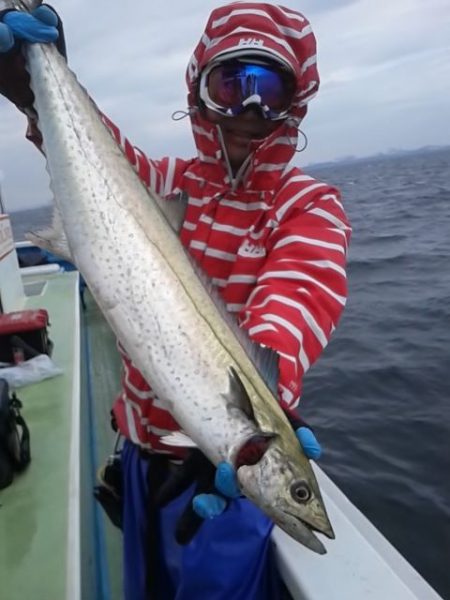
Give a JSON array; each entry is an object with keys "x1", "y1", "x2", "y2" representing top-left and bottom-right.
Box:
[{"x1": 14, "y1": 1, "x2": 334, "y2": 553}]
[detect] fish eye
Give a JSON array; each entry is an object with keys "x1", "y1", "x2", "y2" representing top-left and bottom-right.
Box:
[{"x1": 290, "y1": 480, "x2": 311, "y2": 503}]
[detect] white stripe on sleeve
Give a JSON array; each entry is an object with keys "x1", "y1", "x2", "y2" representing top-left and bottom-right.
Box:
[
  {"x1": 303, "y1": 260, "x2": 347, "y2": 278},
  {"x1": 273, "y1": 234, "x2": 346, "y2": 255},
  {"x1": 276, "y1": 183, "x2": 326, "y2": 221},
  {"x1": 247, "y1": 322, "x2": 278, "y2": 337},
  {"x1": 163, "y1": 157, "x2": 176, "y2": 197},
  {"x1": 261, "y1": 313, "x2": 310, "y2": 372},
  {"x1": 251, "y1": 293, "x2": 328, "y2": 347},
  {"x1": 308, "y1": 207, "x2": 350, "y2": 231},
  {"x1": 259, "y1": 270, "x2": 347, "y2": 305}
]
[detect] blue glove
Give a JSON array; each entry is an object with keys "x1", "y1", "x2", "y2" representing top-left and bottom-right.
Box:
[
  {"x1": 0, "y1": 6, "x2": 59, "y2": 53},
  {"x1": 296, "y1": 426, "x2": 322, "y2": 460},
  {"x1": 0, "y1": 6, "x2": 64, "y2": 109},
  {"x1": 193, "y1": 427, "x2": 322, "y2": 519},
  {"x1": 192, "y1": 461, "x2": 240, "y2": 518}
]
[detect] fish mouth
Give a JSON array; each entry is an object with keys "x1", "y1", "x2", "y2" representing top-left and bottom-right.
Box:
[
  {"x1": 284, "y1": 510, "x2": 335, "y2": 555},
  {"x1": 291, "y1": 509, "x2": 335, "y2": 540},
  {"x1": 290, "y1": 518, "x2": 327, "y2": 555},
  {"x1": 307, "y1": 518, "x2": 335, "y2": 541}
]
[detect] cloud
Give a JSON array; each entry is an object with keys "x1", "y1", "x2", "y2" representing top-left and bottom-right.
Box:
[
  {"x1": 296, "y1": 0, "x2": 450, "y2": 163},
  {"x1": 1, "y1": 0, "x2": 449, "y2": 210}
]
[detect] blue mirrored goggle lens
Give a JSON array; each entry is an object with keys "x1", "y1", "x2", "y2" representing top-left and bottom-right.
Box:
[{"x1": 207, "y1": 63, "x2": 294, "y2": 114}]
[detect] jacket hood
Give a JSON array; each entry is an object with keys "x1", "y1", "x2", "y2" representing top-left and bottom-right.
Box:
[{"x1": 185, "y1": 2, "x2": 320, "y2": 191}]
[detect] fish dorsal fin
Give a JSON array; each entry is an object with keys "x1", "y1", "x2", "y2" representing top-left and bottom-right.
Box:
[{"x1": 225, "y1": 366, "x2": 255, "y2": 419}]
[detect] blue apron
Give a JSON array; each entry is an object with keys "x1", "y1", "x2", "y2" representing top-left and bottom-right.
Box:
[{"x1": 122, "y1": 440, "x2": 282, "y2": 600}]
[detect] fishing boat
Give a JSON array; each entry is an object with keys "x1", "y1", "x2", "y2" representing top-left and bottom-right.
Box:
[{"x1": 0, "y1": 212, "x2": 444, "y2": 600}]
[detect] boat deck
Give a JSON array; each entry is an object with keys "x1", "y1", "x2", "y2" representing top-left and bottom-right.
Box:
[
  {"x1": 0, "y1": 274, "x2": 123, "y2": 599},
  {"x1": 0, "y1": 271, "x2": 80, "y2": 599}
]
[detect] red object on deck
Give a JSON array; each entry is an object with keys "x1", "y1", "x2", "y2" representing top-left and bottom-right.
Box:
[
  {"x1": 0, "y1": 310, "x2": 49, "y2": 335},
  {"x1": 0, "y1": 309, "x2": 51, "y2": 363}
]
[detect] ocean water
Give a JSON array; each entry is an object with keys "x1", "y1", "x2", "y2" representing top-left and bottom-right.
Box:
[
  {"x1": 304, "y1": 148, "x2": 450, "y2": 599},
  {"x1": 8, "y1": 147, "x2": 450, "y2": 599}
]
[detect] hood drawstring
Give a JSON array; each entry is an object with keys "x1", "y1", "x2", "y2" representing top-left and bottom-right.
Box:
[
  {"x1": 216, "y1": 124, "x2": 267, "y2": 192},
  {"x1": 216, "y1": 124, "x2": 253, "y2": 192},
  {"x1": 283, "y1": 116, "x2": 308, "y2": 153},
  {"x1": 295, "y1": 129, "x2": 308, "y2": 153},
  {"x1": 171, "y1": 110, "x2": 191, "y2": 121}
]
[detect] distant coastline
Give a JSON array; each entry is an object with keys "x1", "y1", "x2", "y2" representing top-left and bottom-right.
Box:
[{"x1": 305, "y1": 144, "x2": 450, "y2": 170}]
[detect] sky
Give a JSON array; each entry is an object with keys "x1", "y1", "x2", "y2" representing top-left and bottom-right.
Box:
[{"x1": 0, "y1": 0, "x2": 449, "y2": 210}]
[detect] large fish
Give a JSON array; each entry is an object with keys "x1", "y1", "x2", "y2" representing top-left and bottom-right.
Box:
[{"x1": 7, "y1": 0, "x2": 334, "y2": 553}]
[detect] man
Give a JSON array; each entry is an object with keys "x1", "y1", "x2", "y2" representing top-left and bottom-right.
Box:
[{"x1": 0, "y1": 3, "x2": 351, "y2": 598}]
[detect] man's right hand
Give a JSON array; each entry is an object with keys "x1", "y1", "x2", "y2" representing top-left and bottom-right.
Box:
[
  {"x1": 0, "y1": 5, "x2": 61, "y2": 110},
  {"x1": 0, "y1": 6, "x2": 59, "y2": 53}
]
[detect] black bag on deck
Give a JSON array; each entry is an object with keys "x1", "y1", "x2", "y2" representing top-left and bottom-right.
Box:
[{"x1": 0, "y1": 378, "x2": 31, "y2": 489}]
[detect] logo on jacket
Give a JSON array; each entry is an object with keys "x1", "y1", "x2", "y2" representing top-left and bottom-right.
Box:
[
  {"x1": 238, "y1": 239, "x2": 266, "y2": 258},
  {"x1": 238, "y1": 38, "x2": 265, "y2": 48}
]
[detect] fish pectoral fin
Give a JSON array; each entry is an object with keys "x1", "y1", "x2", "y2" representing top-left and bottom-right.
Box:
[
  {"x1": 160, "y1": 431, "x2": 197, "y2": 448},
  {"x1": 224, "y1": 366, "x2": 256, "y2": 420}
]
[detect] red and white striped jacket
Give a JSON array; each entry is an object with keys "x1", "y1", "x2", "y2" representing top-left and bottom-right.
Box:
[
  {"x1": 107, "y1": 3, "x2": 351, "y2": 456},
  {"x1": 24, "y1": 3, "x2": 351, "y2": 457}
]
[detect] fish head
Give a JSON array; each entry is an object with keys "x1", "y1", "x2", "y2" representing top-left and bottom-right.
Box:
[{"x1": 236, "y1": 440, "x2": 334, "y2": 554}]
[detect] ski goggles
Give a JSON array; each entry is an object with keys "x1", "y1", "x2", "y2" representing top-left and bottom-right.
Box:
[{"x1": 199, "y1": 59, "x2": 296, "y2": 120}]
